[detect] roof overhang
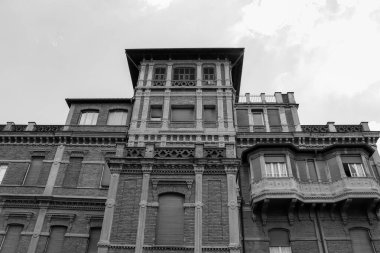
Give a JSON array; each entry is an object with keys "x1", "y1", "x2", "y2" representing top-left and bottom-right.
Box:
[
  {"x1": 65, "y1": 98, "x2": 133, "y2": 107},
  {"x1": 125, "y1": 48, "x2": 245, "y2": 95}
]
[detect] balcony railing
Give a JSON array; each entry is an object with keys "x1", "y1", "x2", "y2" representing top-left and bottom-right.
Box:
[
  {"x1": 171, "y1": 80, "x2": 196, "y2": 87},
  {"x1": 251, "y1": 177, "x2": 380, "y2": 203},
  {"x1": 152, "y1": 80, "x2": 166, "y2": 86}
]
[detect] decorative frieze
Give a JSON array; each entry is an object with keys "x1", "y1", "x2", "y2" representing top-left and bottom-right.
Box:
[{"x1": 154, "y1": 148, "x2": 195, "y2": 158}]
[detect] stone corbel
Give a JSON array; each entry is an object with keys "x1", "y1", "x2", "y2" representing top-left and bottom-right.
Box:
[
  {"x1": 261, "y1": 199, "x2": 269, "y2": 226},
  {"x1": 340, "y1": 199, "x2": 352, "y2": 225},
  {"x1": 288, "y1": 199, "x2": 297, "y2": 225},
  {"x1": 367, "y1": 199, "x2": 379, "y2": 225}
]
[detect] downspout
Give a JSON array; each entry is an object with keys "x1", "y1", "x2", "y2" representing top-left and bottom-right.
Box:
[{"x1": 314, "y1": 205, "x2": 328, "y2": 253}]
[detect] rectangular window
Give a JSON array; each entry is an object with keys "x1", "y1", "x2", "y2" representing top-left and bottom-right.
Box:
[
  {"x1": 342, "y1": 156, "x2": 366, "y2": 177},
  {"x1": 107, "y1": 110, "x2": 128, "y2": 125},
  {"x1": 1, "y1": 224, "x2": 23, "y2": 253},
  {"x1": 265, "y1": 156, "x2": 287, "y2": 178},
  {"x1": 63, "y1": 157, "x2": 83, "y2": 187},
  {"x1": 203, "y1": 105, "x2": 217, "y2": 122},
  {"x1": 267, "y1": 109, "x2": 281, "y2": 126},
  {"x1": 203, "y1": 67, "x2": 215, "y2": 80},
  {"x1": 87, "y1": 227, "x2": 101, "y2": 253},
  {"x1": 171, "y1": 106, "x2": 194, "y2": 122},
  {"x1": 150, "y1": 105, "x2": 163, "y2": 121},
  {"x1": 24, "y1": 157, "x2": 44, "y2": 185},
  {"x1": 46, "y1": 226, "x2": 67, "y2": 253},
  {"x1": 173, "y1": 68, "x2": 195, "y2": 80},
  {"x1": 154, "y1": 67, "x2": 166, "y2": 80},
  {"x1": 252, "y1": 111, "x2": 264, "y2": 125},
  {"x1": 79, "y1": 111, "x2": 98, "y2": 125},
  {"x1": 101, "y1": 165, "x2": 111, "y2": 187},
  {"x1": 269, "y1": 247, "x2": 292, "y2": 253},
  {"x1": 0, "y1": 165, "x2": 7, "y2": 184}
]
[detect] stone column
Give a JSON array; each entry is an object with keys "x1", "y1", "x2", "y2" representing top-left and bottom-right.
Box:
[
  {"x1": 217, "y1": 89, "x2": 224, "y2": 130},
  {"x1": 216, "y1": 62, "x2": 222, "y2": 86},
  {"x1": 165, "y1": 63, "x2": 173, "y2": 87},
  {"x1": 263, "y1": 108, "x2": 270, "y2": 132},
  {"x1": 27, "y1": 203, "x2": 48, "y2": 253},
  {"x1": 162, "y1": 89, "x2": 171, "y2": 129},
  {"x1": 137, "y1": 63, "x2": 147, "y2": 88},
  {"x1": 98, "y1": 164, "x2": 121, "y2": 253},
  {"x1": 139, "y1": 89, "x2": 151, "y2": 130},
  {"x1": 196, "y1": 89, "x2": 203, "y2": 130},
  {"x1": 225, "y1": 90, "x2": 234, "y2": 131},
  {"x1": 130, "y1": 89, "x2": 143, "y2": 132},
  {"x1": 43, "y1": 145, "x2": 65, "y2": 195},
  {"x1": 135, "y1": 164, "x2": 152, "y2": 253},
  {"x1": 194, "y1": 165, "x2": 204, "y2": 253},
  {"x1": 145, "y1": 63, "x2": 154, "y2": 87},
  {"x1": 225, "y1": 165, "x2": 240, "y2": 253},
  {"x1": 224, "y1": 61, "x2": 231, "y2": 86},
  {"x1": 196, "y1": 62, "x2": 202, "y2": 86}
]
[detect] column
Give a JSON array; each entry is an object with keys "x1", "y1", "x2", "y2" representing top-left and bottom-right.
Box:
[
  {"x1": 43, "y1": 145, "x2": 65, "y2": 195},
  {"x1": 135, "y1": 164, "x2": 152, "y2": 253},
  {"x1": 216, "y1": 62, "x2": 222, "y2": 86},
  {"x1": 196, "y1": 89, "x2": 203, "y2": 130},
  {"x1": 137, "y1": 63, "x2": 147, "y2": 88},
  {"x1": 225, "y1": 90, "x2": 234, "y2": 131},
  {"x1": 130, "y1": 90, "x2": 143, "y2": 132},
  {"x1": 279, "y1": 107, "x2": 289, "y2": 132},
  {"x1": 98, "y1": 164, "x2": 121, "y2": 253},
  {"x1": 27, "y1": 203, "x2": 48, "y2": 253},
  {"x1": 165, "y1": 63, "x2": 173, "y2": 87},
  {"x1": 225, "y1": 165, "x2": 240, "y2": 253},
  {"x1": 263, "y1": 108, "x2": 270, "y2": 132},
  {"x1": 145, "y1": 63, "x2": 154, "y2": 87},
  {"x1": 139, "y1": 89, "x2": 151, "y2": 130},
  {"x1": 217, "y1": 89, "x2": 224, "y2": 130},
  {"x1": 194, "y1": 165, "x2": 204, "y2": 253},
  {"x1": 196, "y1": 62, "x2": 202, "y2": 86},
  {"x1": 224, "y1": 61, "x2": 231, "y2": 86},
  {"x1": 162, "y1": 89, "x2": 171, "y2": 129}
]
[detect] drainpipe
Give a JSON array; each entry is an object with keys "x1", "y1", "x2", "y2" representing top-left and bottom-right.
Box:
[{"x1": 314, "y1": 204, "x2": 328, "y2": 253}]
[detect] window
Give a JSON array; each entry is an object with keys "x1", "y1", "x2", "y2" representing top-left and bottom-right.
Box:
[
  {"x1": 350, "y1": 228, "x2": 374, "y2": 253},
  {"x1": 101, "y1": 165, "x2": 110, "y2": 187},
  {"x1": 1, "y1": 224, "x2": 23, "y2": 253},
  {"x1": 79, "y1": 111, "x2": 98, "y2": 125},
  {"x1": 203, "y1": 105, "x2": 217, "y2": 122},
  {"x1": 156, "y1": 193, "x2": 184, "y2": 245},
  {"x1": 269, "y1": 229, "x2": 292, "y2": 253},
  {"x1": 265, "y1": 156, "x2": 287, "y2": 178},
  {"x1": 342, "y1": 156, "x2": 366, "y2": 177},
  {"x1": 0, "y1": 165, "x2": 7, "y2": 184},
  {"x1": 173, "y1": 67, "x2": 195, "y2": 80},
  {"x1": 252, "y1": 110, "x2": 264, "y2": 125},
  {"x1": 154, "y1": 67, "x2": 166, "y2": 80},
  {"x1": 203, "y1": 67, "x2": 215, "y2": 80},
  {"x1": 171, "y1": 106, "x2": 194, "y2": 122},
  {"x1": 46, "y1": 226, "x2": 67, "y2": 253},
  {"x1": 24, "y1": 157, "x2": 44, "y2": 186},
  {"x1": 107, "y1": 110, "x2": 128, "y2": 125},
  {"x1": 150, "y1": 105, "x2": 163, "y2": 121},
  {"x1": 86, "y1": 227, "x2": 101, "y2": 253},
  {"x1": 267, "y1": 109, "x2": 281, "y2": 126},
  {"x1": 63, "y1": 157, "x2": 83, "y2": 187}
]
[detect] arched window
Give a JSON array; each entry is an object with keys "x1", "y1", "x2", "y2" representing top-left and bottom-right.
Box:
[
  {"x1": 45, "y1": 226, "x2": 67, "y2": 253},
  {"x1": 79, "y1": 110, "x2": 99, "y2": 125},
  {"x1": 86, "y1": 227, "x2": 102, "y2": 253},
  {"x1": 269, "y1": 229, "x2": 292, "y2": 253},
  {"x1": 0, "y1": 224, "x2": 23, "y2": 253},
  {"x1": 350, "y1": 228, "x2": 374, "y2": 253},
  {"x1": 156, "y1": 193, "x2": 185, "y2": 245},
  {"x1": 107, "y1": 110, "x2": 128, "y2": 125}
]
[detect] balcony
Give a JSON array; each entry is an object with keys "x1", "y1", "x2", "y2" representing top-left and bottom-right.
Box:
[
  {"x1": 251, "y1": 177, "x2": 380, "y2": 203},
  {"x1": 171, "y1": 80, "x2": 196, "y2": 87}
]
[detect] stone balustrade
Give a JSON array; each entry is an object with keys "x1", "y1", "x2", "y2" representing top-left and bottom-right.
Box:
[{"x1": 251, "y1": 177, "x2": 380, "y2": 203}]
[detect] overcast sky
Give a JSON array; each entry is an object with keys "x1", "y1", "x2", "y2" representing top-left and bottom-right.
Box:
[{"x1": 1, "y1": 0, "x2": 380, "y2": 133}]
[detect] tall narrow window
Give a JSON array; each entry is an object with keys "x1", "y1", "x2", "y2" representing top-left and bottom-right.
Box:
[
  {"x1": 269, "y1": 229, "x2": 292, "y2": 253},
  {"x1": 63, "y1": 157, "x2": 83, "y2": 187},
  {"x1": 101, "y1": 165, "x2": 110, "y2": 187},
  {"x1": 79, "y1": 111, "x2": 98, "y2": 125},
  {"x1": 150, "y1": 105, "x2": 163, "y2": 121},
  {"x1": 173, "y1": 67, "x2": 195, "y2": 80},
  {"x1": 0, "y1": 165, "x2": 7, "y2": 184},
  {"x1": 203, "y1": 105, "x2": 217, "y2": 122},
  {"x1": 203, "y1": 67, "x2": 215, "y2": 80},
  {"x1": 252, "y1": 110, "x2": 264, "y2": 125},
  {"x1": 46, "y1": 226, "x2": 67, "y2": 253},
  {"x1": 350, "y1": 228, "x2": 374, "y2": 253},
  {"x1": 107, "y1": 110, "x2": 128, "y2": 125},
  {"x1": 156, "y1": 193, "x2": 184, "y2": 245},
  {"x1": 24, "y1": 156, "x2": 44, "y2": 185},
  {"x1": 86, "y1": 227, "x2": 101, "y2": 253},
  {"x1": 265, "y1": 156, "x2": 288, "y2": 178},
  {"x1": 171, "y1": 106, "x2": 194, "y2": 122},
  {"x1": 154, "y1": 67, "x2": 166, "y2": 80},
  {"x1": 342, "y1": 156, "x2": 366, "y2": 177},
  {"x1": 0, "y1": 224, "x2": 23, "y2": 253},
  {"x1": 267, "y1": 109, "x2": 281, "y2": 126}
]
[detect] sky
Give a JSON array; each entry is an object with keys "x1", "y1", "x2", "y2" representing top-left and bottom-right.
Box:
[{"x1": 0, "y1": 0, "x2": 380, "y2": 134}]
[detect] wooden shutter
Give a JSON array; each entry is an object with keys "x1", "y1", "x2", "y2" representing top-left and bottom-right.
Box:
[
  {"x1": 46, "y1": 226, "x2": 66, "y2": 253},
  {"x1": 101, "y1": 165, "x2": 111, "y2": 187},
  {"x1": 236, "y1": 109, "x2": 249, "y2": 127},
  {"x1": 267, "y1": 109, "x2": 281, "y2": 126},
  {"x1": 172, "y1": 107, "x2": 194, "y2": 122},
  {"x1": 24, "y1": 157, "x2": 43, "y2": 185},
  {"x1": 350, "y1": 229, "x2": 374, "y2": 253},
  {"x1": 1, "y1": 224, "x2": 23, "y2": 253},
  {"x1": 87, "y1": 227, "x2": 101, "y2": 253},
  {"x1": 156, "y1": 193, "x2": 184, "y2": 245},
  {"x1": 63, "y1": 157, "x2": 83, "y2": 187},
  {"x1": 269, "y1": 229, "x2": 290, "y2": 247}
]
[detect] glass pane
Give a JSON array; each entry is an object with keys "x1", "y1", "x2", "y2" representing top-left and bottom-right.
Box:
[
  {"x1": 80, "y1": 112, "x2": 98, "y2": 125},
  {"x1": 107, "y1": 111, "x2": 127, "y2": 125},
  {"x1": 252, "y1": 112, "x2": 264, "y2": 125},
  {"x1": 0, "y1": 165, "x2": 7, "y2": 183}
]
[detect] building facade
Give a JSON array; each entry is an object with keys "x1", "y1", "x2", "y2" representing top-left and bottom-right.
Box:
[{"x1": 0, "y1": 48, "x2": 380, "y2": 253}]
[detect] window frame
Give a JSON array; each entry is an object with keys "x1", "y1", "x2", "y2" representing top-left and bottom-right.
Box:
[
  {"x1": 173, "y1": 67, "x2": 196, "y2": 81},
  {"x1": 344, "y1": 163, "x2": 366, "y2": 177},
  {"x1": 252, "y1": 110, "x2": 265, "y2": 126},
  {"x1": 150, "y1": 105, "x2": 163, "y2": 121},
  {"x1": 106, "y1": 110, "x2": 128, "y2": 126},
  {"x1": 265, "y1": 162, "x2": 288, "y2": 178},
  {"x1": 203, "y1": 105, "x2": 217, "y2": 122},
  {"x1": 0, "y1": 164, "x2": 8, "y2": 184},
  {"x1": 171, "y1": 105, "x2": 195, "y2": 122},
  {"x1": 203, "y1": 66, "x2": 215, "y2": 81},
  {"x1": 79, "y1": 110, "x2": 99, "y2": 125},
  {"x1": 154, "y1": 67, "x2": 167, "y2": 80}
]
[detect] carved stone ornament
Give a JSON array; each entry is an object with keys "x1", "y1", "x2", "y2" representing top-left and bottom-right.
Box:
[
  {"x1": 195, "y1": 201, "x2": 203, "y2": 209},
  {"x1": 139, "y1": 200, "x2": 147, "y2": 208},
  {"x1": 228, "y1": 200, "x2": 238, "y2": 210},
  {"x1": 225, "y1": 165, "x2": 238, "y2": 174},
  {"x1": 106, "y1": 199, "x2": 115, "y2": 208}
]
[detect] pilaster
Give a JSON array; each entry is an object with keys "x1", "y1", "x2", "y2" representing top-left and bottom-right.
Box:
[
  {"x1": 145, "y1": 63, "x2": 154, "y2": 87},
  {"x1": 165, "y1": 63, "x2": 173, "y2": 87},
  {"x1": 135, "y1": 164, "x2": 153, "y2": 253},
  {"x1": 130, "y1": 89, "x2": 143, "y2": 131},
  {"x1": 217, "y1": 89, "x2": 224, "y2": 130},
  {"x1": 194, "y1": 165, "x2": 204, "y2": 253},
  {"x1": 162, "y1": 89, "x2": 171, "y2": 129},
  {"x1": 291, "y1": 107, "x2": 302, "y2": 131},
  {"x1": 263, "y1": 108, "x2": 270, "y2": 132},
  {"x1": 139, "y1": 89, "x2": 151, "y2": 130},
  {"x1": 43, "y1": 145, "x2": 65, "y2": 195},
  {"x1": 137, "y1": 63, "x2": 147, "y2": 87},
  {"x1": 224, "y1": 61, "x2": 231, "y2": 86},
  {"x1": 279, "y1": 107, "x2": 289, "y2": 132},
  {"x1": 196, "y1": 89, "x2": 203, "y2": 130},
  {"x1": 225, "y1": 90, "x2": 234, "y2": 131},
  {"x1": 216, "y1": 62, "x2": 222, "y2": 86},
  {"x1": 27, "y1": 203, "x2": 48, "y2": 253},
  {"x1": 225, "y1": 165, "x2": 241, "y2": 253},
  {"x1": 196, "y1": 62, "x2": 202, "y2": 86}
]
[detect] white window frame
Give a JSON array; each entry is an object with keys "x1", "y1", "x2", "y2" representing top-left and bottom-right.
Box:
[
  {"x1": 348, "y1": 163, "x2": 366, "y2": 177},
  {"x1": 265, "y1": 162, "x2": 288, "y2": 178},
  {"x1": 79, "y1": 111, "x2": 99, "y2": 125},
  {"x1": 0, "y1": 165, "x2": 8, "y2": 184},
  {"x1": 269, "y1": 246, "x2": 292, "y2": 253}
]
